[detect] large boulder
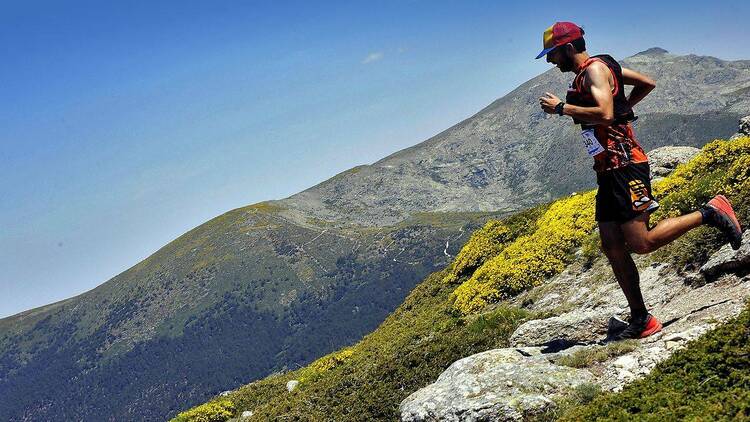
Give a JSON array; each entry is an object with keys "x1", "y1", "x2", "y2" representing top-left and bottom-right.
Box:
[
  {"x1": 647, "y1": 146, "x2": 701, "y2": 178},
  {"x1": 509, "y1": 309, "x2": 613, "y2": 347},
  {"x1": 399, "y1": 348, "x2": 595, "y2": 422},
  {"x1": 700, "y1": 231, "x2": 750, "y2": 279}
]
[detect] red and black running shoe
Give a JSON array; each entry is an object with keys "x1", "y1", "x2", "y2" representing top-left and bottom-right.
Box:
[
  {"x1": 703, "y1": 195, "x2": 743, "y2": 250},
  {"x1": 613, "y1": 314, "x2": 663, "y2": 341}
]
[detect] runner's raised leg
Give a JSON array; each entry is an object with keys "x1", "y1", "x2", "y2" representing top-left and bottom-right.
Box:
[{"x1": 620, "y1": 211, "x2": 703, "y2": 254}]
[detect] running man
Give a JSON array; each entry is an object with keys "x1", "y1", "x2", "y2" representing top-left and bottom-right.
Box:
[{"x1": 535, "y1": 22, "x2": 744, "y2": 340}]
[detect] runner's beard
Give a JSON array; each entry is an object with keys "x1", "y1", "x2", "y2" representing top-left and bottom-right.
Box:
[{"x1": 558, "y1": 53, "x2": 574, "y2": 72}]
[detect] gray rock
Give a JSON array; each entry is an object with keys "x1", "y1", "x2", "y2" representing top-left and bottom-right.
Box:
[
  {"x1": 700, "y1": 231, "x2": 750, "y2": 278},
  {"x1": 730, "y1": 115, "x2": 750, "y2": 139},
  {"x1": 240, "y1": 410, "x2": 254, "y2": 418},
  {"x1": 219, "y1": 390, "x2": 232, "y2": 397},
  {"x1": 647, "y1": 146, "x2": 701, "y2": 178},
  {"x1": 509, "y1": 309, "x2": 610, "y2": 347},
  {"x1": 286, "y1": 379, "x2": 300, "y2": 392},
  {"x1": 399, "y1": 348, "x2": 594, "y2": 421}
]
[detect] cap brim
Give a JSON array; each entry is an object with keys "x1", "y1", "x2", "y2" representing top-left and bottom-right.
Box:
[{"x1": 535, "y1": 46, "x2": 556, "y2": 59}]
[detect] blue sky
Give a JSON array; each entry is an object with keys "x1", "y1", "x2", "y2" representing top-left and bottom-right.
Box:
[{"x1": 1, "y1": 0, "x2": 749, "y2": 318}]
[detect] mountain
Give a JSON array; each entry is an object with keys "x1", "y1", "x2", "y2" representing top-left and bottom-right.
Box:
[{"x1": 1, "y1": 49, "x2": 749, "y2": 421}]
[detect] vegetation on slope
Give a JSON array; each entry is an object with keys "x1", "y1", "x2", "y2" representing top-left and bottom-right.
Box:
[
  {"x1": 173, "y1": 136, "x2": 750, "y2": 421},
  {"x1": 450, "y1": 191, "x2": 597, "y2": 314},
  {"x1": 171, "y1": 276, "x2": 529, "y2": 421},
  {"x1": 650, "y1": 137, "x2": 750, "y2": 269}
]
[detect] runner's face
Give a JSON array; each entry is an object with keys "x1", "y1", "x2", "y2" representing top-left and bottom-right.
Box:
[{"x1": 546, "y1": 45, "x2": 574, "y2": 73}]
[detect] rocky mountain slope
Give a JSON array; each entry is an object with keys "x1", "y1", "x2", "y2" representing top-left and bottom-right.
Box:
[
  {"x1": 1, "y1": 49, "x2": 748, "y2": 421},
  {"x1": 172, "y1": 121, "x2": 750, "y2": 421}
]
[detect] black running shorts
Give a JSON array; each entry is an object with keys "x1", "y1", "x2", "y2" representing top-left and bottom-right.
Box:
[{"x1": 595, "y1": 162, "x2": 659, "y2": 223}]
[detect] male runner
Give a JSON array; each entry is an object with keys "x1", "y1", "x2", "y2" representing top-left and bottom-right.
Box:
[{"x1": 534, "y1": 22, "x2": 744, "y2": 340}]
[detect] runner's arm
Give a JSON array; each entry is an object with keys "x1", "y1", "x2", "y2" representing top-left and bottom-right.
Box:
[
  {"x1": 559, "y1": 62, "x2": 614, "y2": 125},
  {"x1": 621, "y1": 67, "x2": 656, "y2": 108}
]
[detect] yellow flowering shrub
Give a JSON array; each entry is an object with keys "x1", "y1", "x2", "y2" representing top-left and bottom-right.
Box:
[
  {"x1": 171, "y1": 399, "x2": 236, "y2": 422},
  {"x1": 450, "y1": 191, "x2": 596, "y2": 315},
  {"x1": 443, "y1": 204, "x2": 550, "y2": 284},
  {"x1": 652, "y1": 136, "x2": 750, "y2": 219},
  {"x1": 298, "y1": 348, "x2": 355, "y2": 383},
  {"x1": 442, "y1": 221, "x2": 512, "y2": 284}
]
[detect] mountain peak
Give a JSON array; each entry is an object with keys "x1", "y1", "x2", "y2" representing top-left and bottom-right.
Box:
[{"x1": 634, "y1": 47, "x2": 669, "y2": 56}]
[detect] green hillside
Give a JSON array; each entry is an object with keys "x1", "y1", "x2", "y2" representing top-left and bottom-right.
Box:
[{"x1": 172, "y1": 135, "x2": 750, "y2": 421}]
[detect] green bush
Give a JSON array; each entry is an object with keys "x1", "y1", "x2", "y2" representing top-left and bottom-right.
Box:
[{"x1": 651, "y1": 136, "x2": 750, "y2": 269}]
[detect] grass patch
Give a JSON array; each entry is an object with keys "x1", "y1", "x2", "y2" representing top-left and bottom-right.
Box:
[
  {"x1": 557, "y1": 341, "x2": 639, "y2": 368},
  {"x1": 246, "y1": 201, "x2": 285, "y2": 213},
  {"x1": 527, "y1": 383, "x2": 603, "y2": 422},
  {"x1": 171, "y1": 399, "x2": 236, "y2": 422}
]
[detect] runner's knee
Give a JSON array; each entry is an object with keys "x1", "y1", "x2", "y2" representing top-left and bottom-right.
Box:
[{"x1": 627, "y1": 238, "x2": 656, "y2": 255}]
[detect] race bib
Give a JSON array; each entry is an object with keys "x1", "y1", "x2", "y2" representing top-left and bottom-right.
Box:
[{"x1": 581, "y1": 129, "x2": 605, "y2": 156}]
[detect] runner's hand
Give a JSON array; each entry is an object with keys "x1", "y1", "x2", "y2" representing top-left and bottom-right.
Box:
[{"x1": 539, "y1": 92, "x2": 561, "y2": 114}]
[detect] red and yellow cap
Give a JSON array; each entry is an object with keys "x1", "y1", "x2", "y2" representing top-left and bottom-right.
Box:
[{"x1": 535, "y1": 22, "x2": 584, "y2": 59}]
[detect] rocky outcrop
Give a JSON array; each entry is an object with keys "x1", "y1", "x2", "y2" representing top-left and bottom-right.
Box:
[
  {"x1": 401, "y1": 233, "x2": 750, "y2": 420},
  {"x1": 647, "y1": 146, "x2": 700, "y2": 178},
  {"x1": 399, "y1": 349, "x2": 595, "y2": 422},
  {"x1": 286, "y1": 380, "x2": 300, "y2": 392},
  {"x1": 509, "y1": 309, "x2": 613, "y2": 347}
]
